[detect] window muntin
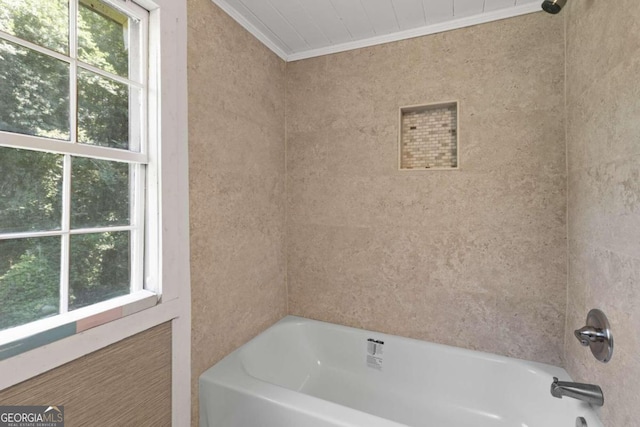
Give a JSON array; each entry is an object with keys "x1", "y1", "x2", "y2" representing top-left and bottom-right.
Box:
[{"x1": 0, "y1": 0, "x2": 149, "y2": 332}]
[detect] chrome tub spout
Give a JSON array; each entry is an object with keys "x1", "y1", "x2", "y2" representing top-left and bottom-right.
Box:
[{"x1": 550, "y1": 377, "x2": 604, "y2": 406}]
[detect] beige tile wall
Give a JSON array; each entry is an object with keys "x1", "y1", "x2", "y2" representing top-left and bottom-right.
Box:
[
  {"x1": 187, "y1": 0, "x2": 287, "y2": 425},
  {"x1": 564, "y1": 0, "x2": 640, "y2": 425},
  {"x1": 187, "y1": 4, "x2": 639, "y2": 426},
  {"x1": 286, "y1": 13, "x2": 567, "y2": 365}
]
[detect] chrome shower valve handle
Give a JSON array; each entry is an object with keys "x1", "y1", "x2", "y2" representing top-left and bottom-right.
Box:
[
  {"x1": 574, "y1": 309, "x2": 614, "y2": 363},
  {"x1": 574, "y1": 326, "x2": 608, "y2": 347}
]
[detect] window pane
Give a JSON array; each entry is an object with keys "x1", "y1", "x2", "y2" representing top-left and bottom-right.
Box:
[
  {"x1": 78, "y1": 0, "x2": 133, "y2": 78},
  {"x1": 71, "y1": 157, "x2": 130, "y2": 229},
  {"x1": 0, "y1": 0, "x2": 69, "y2": 54},
  {"x1": 69, "y1": 231, "x2": 130, "y2": 310},
  {"x1": 0, "y1": 148, "x2": 63, "y2": 233},
  {"x1": 77, "y1": 68, "x2": 137, "y2": 150},
  {"x1": 0, "y1": 237, "x2": 61, "y2": 331},
  {"x1": 0, "y1": 40, "x2": 70, "y2": 139}
]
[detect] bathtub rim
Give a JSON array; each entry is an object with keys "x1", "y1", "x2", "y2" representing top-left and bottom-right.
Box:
[{"x1": 199, "y1": 315, "x2": 604, "y2": 427}]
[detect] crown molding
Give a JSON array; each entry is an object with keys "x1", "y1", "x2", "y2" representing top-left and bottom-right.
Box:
[{"x1": 211, "y1": 1, "x2": 542, "y2": 62}]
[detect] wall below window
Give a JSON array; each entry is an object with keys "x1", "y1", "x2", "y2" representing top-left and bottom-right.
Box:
[
  {"x1": 564, "y1": 1, "x2": 640, "y2": 425},
  {"x1": 286, "y1": 12, "x2": 567, "y2": 365},
  {"x1": 187, "y1": 0, "x2": 287, "y2": 425},
  {"x1": 0, "y1": 323, "x2": 172, "y2": 426}
]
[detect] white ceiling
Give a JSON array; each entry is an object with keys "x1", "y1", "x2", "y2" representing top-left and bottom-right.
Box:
[{"x1": 211, "y1": 0, "x2": 542, "y2": 61}]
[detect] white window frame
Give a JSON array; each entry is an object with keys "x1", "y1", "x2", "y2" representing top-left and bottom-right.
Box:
[
  {"x1": 0, "y1": 0, "x2": 190, "y2": 425},
  {"x1": 0, "y1": 0, "x2": 152, "y2": 336}
]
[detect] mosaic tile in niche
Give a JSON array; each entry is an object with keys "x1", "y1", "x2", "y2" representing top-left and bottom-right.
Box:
[{"x1": 400, "y1": 103, "x2": 458, "y2": 169}]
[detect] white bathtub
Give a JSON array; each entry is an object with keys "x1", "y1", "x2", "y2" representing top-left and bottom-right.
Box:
[{"x1": 199, "y1": 316, "x2": 604, "y2": 427}]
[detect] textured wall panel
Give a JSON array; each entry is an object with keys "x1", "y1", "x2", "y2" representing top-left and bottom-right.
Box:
[
  {"x1": 286, "y1": 12, "x2": 567, "y2": 366},
  {"x1": 0, "y1": 323, "x2": 172, "y2": 427},
  {"x1": 565, "y1": 0, "x2": 640, "y2": 425},
  {"x1": 187, "y1": 0, "x2": 288, "y2": 425}
]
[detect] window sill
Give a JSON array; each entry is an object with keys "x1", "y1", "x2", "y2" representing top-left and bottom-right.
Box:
[
  {"x1": 0, "y1": 293, "x2": 183, "y2": 390},
  {"x1": 0, "y1": 291, "x2": 158, "y2": 361},
  {"x1": 0, "y1": 291, "x2": 159, "y2": 361}
]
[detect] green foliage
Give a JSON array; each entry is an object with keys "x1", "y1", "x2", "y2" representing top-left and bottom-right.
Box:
[
  {"x1": 0, "y1": 0, "x2": 70, "y2": 138},
  {"x1": 0, "y1": 238, "x2": 60, "y2": 329},
  {"x1": 0, "y1": 0, "x2": 69, "y2": 54},
  {"x1": 0, "y1": 1, "x2": 134, "y2": 330},
  {"x1": 0, "y1": 148, "x2": 63, "y2": 233},
  {"x1": 0, "y1": 40, "x2": 70, "y2": 139},
  {"x1": 72, "y1": 157, "x2": 129, "y2": 228},
  {"x1": 78, "y1": 1, "x2": 128, "y2": 77},
  {"x1": 77, "y1": 69, "x2": 129, "y2": 149},
  {"x1": 69, "y1": 232, "x2": 129, "y2": 310},
  {"x1": 77, "y1": 1, "x2": 130, "y2": 149}
]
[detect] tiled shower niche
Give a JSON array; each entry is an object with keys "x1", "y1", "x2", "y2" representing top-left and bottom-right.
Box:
[{"x1": 399, "y1": 102, "x2": 458, "y2": 170}]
